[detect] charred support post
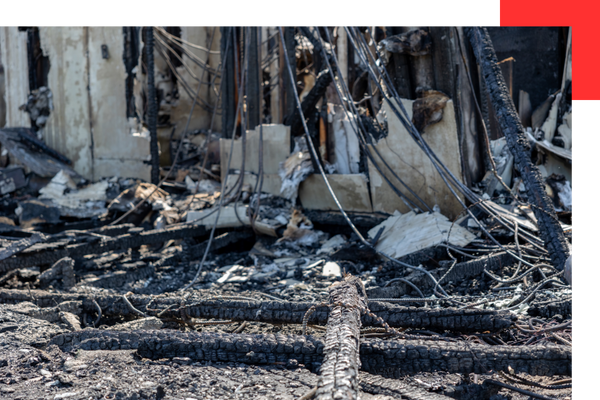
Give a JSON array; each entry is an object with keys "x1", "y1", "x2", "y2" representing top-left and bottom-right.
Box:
[
  {"x1": 316, "y1": 276, "x2": 366, "y2": 400},
  {"x1": 282, "y1": 27, "x2": 297, "y2": 121},
  {"x1": 284, "y1": 68, "x2": 332, "y2": 137},
  {"x1": 221, "y1": 27, "x2": 236, "y2": 138},
  {"x1": 145, "y1": 27, "x2": 160, "y2": 185},
  {"x1": 246, "y1": 27, "x2": 261, "y2": 130},
  {"x1": 466, "y1": 27, "x2": 570, "y2": 270}
]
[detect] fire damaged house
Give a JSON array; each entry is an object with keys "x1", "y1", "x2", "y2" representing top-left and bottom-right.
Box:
[{"x1": 0, "y1": 26, "x2": 571, "y2": 399}]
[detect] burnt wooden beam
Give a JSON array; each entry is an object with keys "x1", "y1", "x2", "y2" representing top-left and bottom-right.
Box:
[
  {"x1": 284, "y1": 68, "x2": 332, "y2": 137},
  {"x1": 221, "y1": 27, "x2": 236, "y2": 138},
  {"x1": 246, "y1": 27, "x2": 261, "y2": 130},
  {"x1": 0, "y1": 289, "x2": 515, "y2": 332},
  {"x1": 0, "y1": 224, "x2": 208, "y2": 272},
  {"x1": 50, "y1": 330, "x2": 571, "y2": 377},
  {"x1": 316, "y1": 276, "x2": 365, "y2": 400},
  {"x1": 145, "y1": 27, "x2": 160, "y2": 185},
  {"x1": 0, "y1": 233, "x2": 46, "y2": 262},
  {"x1": 465, "y1": 27, "x2": 570, "y2": 271},
  {"x1": 282, "y1": 27, "x2": 296, "y2": 121},
  {"x1": 359, "y1": 372, "x2": 455, "y2": 400}
]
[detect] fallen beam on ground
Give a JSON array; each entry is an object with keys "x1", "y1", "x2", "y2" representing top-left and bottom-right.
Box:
[
  {"x1": 48, "y1": 330, "x2": 571, "y2": 376},
  {"x1": 316, "y1": 276, "x2": 365, "y2": 400},
  {"x1": 465, "y1": 27, "x2": 570, "y2": 271},
  {"x1": 359, "y1": 372, "x2": 454, "y2": 400},
  {"x1": 0, "y1": 224, "x2": 209, "y2": 272},
  {"x1": 0, "y1": 289, "x2": 515, "y2": 332},
  {"x1": 0, "y1": 233, "x2": 46, "y2": 262}
]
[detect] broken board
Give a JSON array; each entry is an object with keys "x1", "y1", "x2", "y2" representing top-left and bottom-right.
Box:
[{"x1": 367, "y1": 99, "x2": 465, "y2": 219}]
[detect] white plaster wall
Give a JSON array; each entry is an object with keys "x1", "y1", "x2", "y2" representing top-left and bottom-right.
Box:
[
  {"x1": 87, "y1": 27, "x2": 150, "y2": 181},
  {"x1": 40, "y1": 27, "x2": 94, "y2": 179},
  {"x1": 0, "y1": 27, "x2": 30, "y2": 127},
  {"x1": 40, "y1": 27, "x2": 150, "y2": 181}
]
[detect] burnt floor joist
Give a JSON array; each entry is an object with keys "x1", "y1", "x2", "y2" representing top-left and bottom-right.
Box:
[
  {"x1": 0, "y1": 289, "x2": 515, "y2": 332},
  {"x1": 316, "y1": 276, "x2": 365, "y2": 400},
  {"x1": 0, "y1": 224, "x2": 210, "y2": 272},
  {"x1": 49, "y1": 330, "x2": 571, "y2": 377}
]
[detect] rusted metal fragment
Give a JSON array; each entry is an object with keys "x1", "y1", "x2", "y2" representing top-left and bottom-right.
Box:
[
  {"x1": 0, "y1": 289, "x2": 515, "y2": 332},
  {"x1": 49, "y1": 330, "x2": 571, "y2": 376},
  {"x1": 316, "y1": 276, "x2": 365, "y2": 400}
]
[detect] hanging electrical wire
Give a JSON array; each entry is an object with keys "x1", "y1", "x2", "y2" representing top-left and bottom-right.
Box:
[
  {"x1": 345, "y1": 26, "x2": 546, "y2": 271},
  {"x1": 301, "y1": 27, "x2": 431, "y2": 213},
  {"x1": 153, "y1": 39, "x2": 218, "y2": 114},
  {"x1": 183, "y1": 27, "x2": 252, "y2": 290},
  {"x1": 110, "y1": 27, "x2": 224, "y2": 227},
  {"x1": 277, "y1": 27, "x2": 450, "y2": 298}
]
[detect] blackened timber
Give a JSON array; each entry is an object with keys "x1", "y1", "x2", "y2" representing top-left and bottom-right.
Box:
[
  {"x1": 316, "y1": 276, "x2": 365, "y2": 400},
  {"x1": 284, "y1": 68, "x2": 333, "y2": 137},
  {"x1": 145, "y1": 27, "x2": 160, "y2": 185},
  {"x1": 0, "y1": 224, "x2": 208, "y2": 272},
  {"x1": 359, "y1": 372, "x2": 454, "y2": 400},
  {"x1": 221, "y1": 27, "x2": 236, "y2": 138},
  {"x1": 0, "y1": 289, "x2": 515, "y2": 331},
  {"x1": 49, "y1": 330, "x2": 571, "y2": 376},
  {"x1": 465, "y1": 27, "x2": 570, "y2": 270},
  {"x1": 0, "y1": 233, "x2": 46, "y2": 262},
  {"x1": 246, "y1": 27, "x2": 261, "y2": 130},
  {"x1": 282, "y1": 27, "x2": 297, "y2": 121}
]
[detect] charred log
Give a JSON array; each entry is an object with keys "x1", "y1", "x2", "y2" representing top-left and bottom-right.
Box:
[
  {"x1": 0, "y1": 289, "x2": 515, "y2": 332},
  {"x1": 359, "y1": 372, "x2": 455, "y2": 400},
  {"x1": 49, "y1": 330, "x2": 571, "y2": 377},
  {"x1": 316, "y1": 276, "x2": 366, "y2": 400}
]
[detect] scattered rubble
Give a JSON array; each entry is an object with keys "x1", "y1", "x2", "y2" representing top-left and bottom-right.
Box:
[{"x1": 0, "y1": 26, "x2": 572, "y2": 400}]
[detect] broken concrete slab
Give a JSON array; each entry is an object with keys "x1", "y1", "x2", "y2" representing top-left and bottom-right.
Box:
[
  {"x1": 368, "y1": 211, "x2": 476, "y2": 259},
  {"x1": 367, "y1": 98, "x2": 465, "y2": 219},
  {"x1": 299, "y1": 174, "x2": 372, "y2": 213}
]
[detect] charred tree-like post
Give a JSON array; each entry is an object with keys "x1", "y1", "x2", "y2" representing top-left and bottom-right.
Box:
[
  {"x1": 316, "y1": 276, "x2": 366, "y2": 400},
  {"x1": 221, "y1": 27, "x2": 236, "y2": 138},
  {"x1": 282, "y1": 27, "x2": 297, "y2": 121},
  {"x1": 246, "y1": 27, "x2": 261, "y2": 130},
  {"x1": 465, "y1": 27, "x2": 570, "y2": 271},
  {"x1": 145, "y1": 27, "x2": 160, "y2": 185}
]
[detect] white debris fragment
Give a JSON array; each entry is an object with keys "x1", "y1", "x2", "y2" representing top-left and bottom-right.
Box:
[
  {"x1": 368, "y1": 211, "x2": 476, "y2": 259},
  {"x1": 317, "y1": 234, "x2": 347, "y2": 255},
  {"x1": 322, "y1": 261, "x2": 342, "y2": 278}
]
